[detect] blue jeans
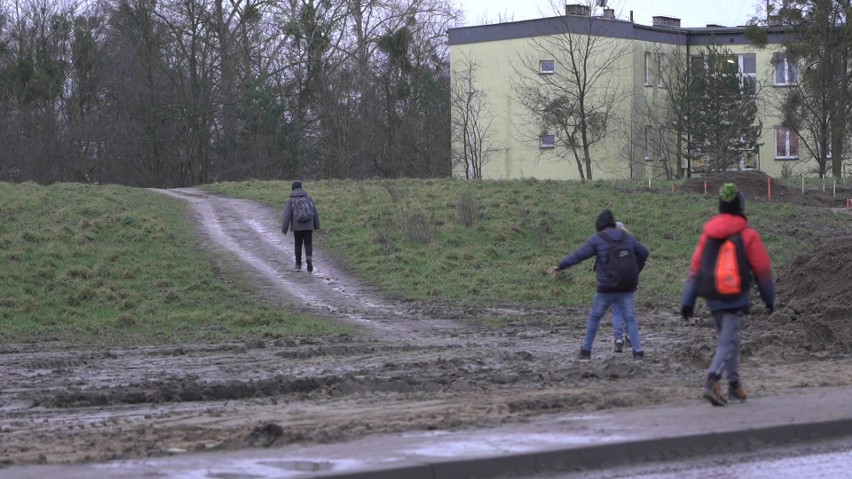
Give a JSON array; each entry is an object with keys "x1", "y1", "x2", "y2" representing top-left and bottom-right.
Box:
[
  {"x1": 582, "y1": 292, "x2": 642, "y2": 353},
  {"x1": 611, "y1": 309, "x2": 626, "y2": 341},
  {"x1": 707, "y1": 310, "x2": 742, "y2": 384}
]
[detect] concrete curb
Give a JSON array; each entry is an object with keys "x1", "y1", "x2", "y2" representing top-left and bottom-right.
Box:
[
  {"x1": 4, "y1": 386, "x2": 852, "y2": 479},
  {"x1": 313, "y1": 417, "x2": 852, "y2": 479}
]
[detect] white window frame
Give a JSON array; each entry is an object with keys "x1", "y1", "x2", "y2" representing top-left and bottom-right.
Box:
[
  {"x1": 656, "y1": 53, "x2": 666, "y2": 88},
  {"x1": 774, "y1": 53, "x2": 798, "y2": 86},
  {"x1": 775, "y1": 127, "x2": 799, "y2": 159},
  {"x1": 644, "y1": 52, "x2": 653, "y2": 85},
  {"x1": 539, "y1": 134, "x2": 555, "y2": 149},
  {"x1": 539, "y1": 60, "x2": 555, "y2": 74},
  {"x1": 739, "y1": 53, "x2": 757, "y2": 95}
]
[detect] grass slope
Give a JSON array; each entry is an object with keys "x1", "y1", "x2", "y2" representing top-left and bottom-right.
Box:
[
  {"x1": 207, "y1": 178, "x2": 852, "y2": 307},
  {"x1": 3, "y1": 179, "x2": 847, "y2": 344},
  {"x1": 0, "y1": 182, "x2": 350, "y2": 345}
]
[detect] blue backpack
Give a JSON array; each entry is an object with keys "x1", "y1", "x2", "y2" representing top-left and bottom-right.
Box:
[{"x1": 598, "y1": 232, "x2": 639, "y2": 291}]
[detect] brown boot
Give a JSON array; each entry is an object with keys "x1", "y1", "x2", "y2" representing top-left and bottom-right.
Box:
[
  {"x1": 728, "y1": 383, "x2": 747, "y2": 403},
  {"x1": 703, "y1": 380, "x2": 727, "y2": 406}
]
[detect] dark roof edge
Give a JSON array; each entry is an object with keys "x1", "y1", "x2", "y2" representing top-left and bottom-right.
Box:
[{"x1": 449, "y1": 17, "x2": 794, "y2": 47}]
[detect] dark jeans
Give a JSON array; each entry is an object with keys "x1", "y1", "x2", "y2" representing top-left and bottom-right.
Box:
[{"x1": 293, "y1": 230, "x2": 313, "y2": 265}]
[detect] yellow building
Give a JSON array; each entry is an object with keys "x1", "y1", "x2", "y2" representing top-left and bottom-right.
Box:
[{"x1": 448, "y1": 5, "x2": 817, "y2": 180}]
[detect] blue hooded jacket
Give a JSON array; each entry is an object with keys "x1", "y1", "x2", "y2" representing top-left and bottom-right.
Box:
[{"x1": 556, "y1": 210, "x2": 649, "y2": 293}]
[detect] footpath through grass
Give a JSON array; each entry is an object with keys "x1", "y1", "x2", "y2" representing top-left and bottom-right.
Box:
[
  {"x1": 207, "y1": 178, "x2": 852, "y2": 308},
  {"x1": 0, "y1": 182, "x2": 350, "y2": 345}
]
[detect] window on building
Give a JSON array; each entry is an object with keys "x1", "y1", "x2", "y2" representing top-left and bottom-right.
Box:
[
  {"x1": 539, "y1": 60, "x2": 555, "y2": 74},
  {"x1": 691, "y1": 53, "x2": 757, "y2": 94},
  {"x1": 718, "y1": 54, "x2": 739, "y2": 77},
  {"x1": 644, "y1": 52, "x2": 653, "y2": 85},
  {"x1": 740, "y1": 53, "x2": 757, "y2": 95},
  {"x1": 689, "y1": 55, "x2": 705, "y2": 76},
  {"x1": 540, "y1": 134, "x2": 555, "y2": 149},
  {"x1": 774, "y1": 53, "x2": 798, "y2": 85},
  {"x1": 775, "y1": 127, "x2": 799, "y2": 159},
  {"x1": 656, "y1": 53, "x2": 666, "y2": 88},
  {"x1": 644, "y1": 125, "x2": 652, "y2": 159}
]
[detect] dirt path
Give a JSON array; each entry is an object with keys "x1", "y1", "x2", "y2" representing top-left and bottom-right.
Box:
[
  {"x1": 153, "y1": 188, "x2": 465, "y2": 341},
  {"x1": 3, "y1": 188, "x2": 852, "y2": 466}
]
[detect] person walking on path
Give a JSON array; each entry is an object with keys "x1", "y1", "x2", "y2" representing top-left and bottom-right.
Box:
[
  {"x1": 548, "y1": 210, "x2": 649, "y2": 361},
  {"x1": 680, "y1": 183, "x2": 775, "y2": 406},
  {"x1": 282, "y1": 181, "x2": 320, "y2": 272}
]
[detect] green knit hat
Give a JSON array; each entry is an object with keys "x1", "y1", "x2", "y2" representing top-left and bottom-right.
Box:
[{"x1": 719, "y1": 183, "x2": 745, "y2": 216}]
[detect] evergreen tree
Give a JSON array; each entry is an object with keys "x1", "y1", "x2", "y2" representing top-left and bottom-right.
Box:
[
  {"x1": 687, "y1": 43, "x2": 761, "y2": 173},
  {"x1": 747, "y1": 0, "x2": 852, "y2": 178}
]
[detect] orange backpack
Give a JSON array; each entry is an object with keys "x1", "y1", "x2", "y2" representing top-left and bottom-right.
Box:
[{"x1": 695, "y1": 234, "x2": 751, "y2": 300}]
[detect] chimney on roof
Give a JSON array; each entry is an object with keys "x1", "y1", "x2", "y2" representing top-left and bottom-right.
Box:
[
  {"x1": 565, "y1": 4, "x2": 591, "y2": 16},
  {"x1": 652, "y1": 16, "x2": 681, "y2": 28},
  {"x1": 603, "y1": 8, "x2": 615, "y2": 19}
]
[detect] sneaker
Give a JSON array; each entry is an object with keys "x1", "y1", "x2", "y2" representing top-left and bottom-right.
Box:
[
  {"x1": 614, "y1": 339, "x2": 624, "y2": 353},
  {"x1": 578, "y1": 349, "x2": 591, "y2": 361},
  {"x1": 728, "y1": 384, "x2": 747, "y2": 403},
  {"x1": 294, "y1": 263, "x2": 302, "y2": 272},
  {"x1": 306, "y1": 257, "x2": 313, "y2": 272},
  {"x1": 703, "y1": 380, "x2": 728, "y2": 407},
  {"x1": 632, "y1": 350, "x2": 644, "y2": 361}
]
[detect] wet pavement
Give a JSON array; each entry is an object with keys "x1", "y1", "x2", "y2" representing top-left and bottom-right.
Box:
[{"x1": 4, "y1": 385, "x2": 851, "y2": 479}]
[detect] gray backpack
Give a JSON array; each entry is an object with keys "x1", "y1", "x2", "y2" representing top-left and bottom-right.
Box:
[{"x1": 292, "y1": 196, "x2": 314, "y2": 223}]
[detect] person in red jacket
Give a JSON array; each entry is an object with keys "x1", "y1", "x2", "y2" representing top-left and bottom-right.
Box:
[{"x1": 680, "y1": 183, "x2": 775, "y2": 406}]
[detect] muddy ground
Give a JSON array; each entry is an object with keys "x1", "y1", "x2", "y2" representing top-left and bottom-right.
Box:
[{"x1": 2, "y1": 182, "x2": 852, "y2": 466}]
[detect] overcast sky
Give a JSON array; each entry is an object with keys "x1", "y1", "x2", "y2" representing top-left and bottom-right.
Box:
[{"x1": 457, "y1": 0, "x2": 764, "y2": 28}]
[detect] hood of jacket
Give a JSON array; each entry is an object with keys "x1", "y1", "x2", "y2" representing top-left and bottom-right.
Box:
[
  {"x1": 595, "y1": 209, "x2": 616, "y2": 232},
  {"x1": 703, "y1": 213, "x2": 747, "y2": 239},
  {"x1": 289, "y1": 188, "x2": 307, "y2": 198}
]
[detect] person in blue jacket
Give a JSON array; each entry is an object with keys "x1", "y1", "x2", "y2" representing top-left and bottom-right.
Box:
[{"x1": 548, "y1": 210, "x2": 650, "y2": 361}]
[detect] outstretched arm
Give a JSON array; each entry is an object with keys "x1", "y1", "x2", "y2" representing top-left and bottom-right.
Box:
[{"x1": 552, "y1": 236, "x2": 598, "y2": 272}]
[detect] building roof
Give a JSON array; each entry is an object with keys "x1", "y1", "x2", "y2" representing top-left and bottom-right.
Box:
[{"x1": 448, "y1": 14, "x2": 793, "y2": 47}]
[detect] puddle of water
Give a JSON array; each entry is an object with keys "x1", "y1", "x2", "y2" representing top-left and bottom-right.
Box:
[
  {"x1": 402, "y1": 432, "x2": 632, "y2": 457},
  {"x1": 94, "y1": 456, "x2": 366, "y2": 479},
  {"x1": 258, "y1": 460, "x2": 334, "y2": 472}
]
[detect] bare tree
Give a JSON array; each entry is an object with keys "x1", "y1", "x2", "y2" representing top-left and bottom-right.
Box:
[
  {"x1": 450, "y1": 52, "x2": 498, "y2": 179},
  {"x1": 512, "y1": 1, "x2": 631, "y2": 180},
  {"x1": 749, "y1": 0, "x2": 852, "y2": 179},
  {"x1": 0, "y1": 0, "x2": 456, "y2": 185},
  {"x1": 629, "y1": 45, "x2": 694, "y2": 180}
]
